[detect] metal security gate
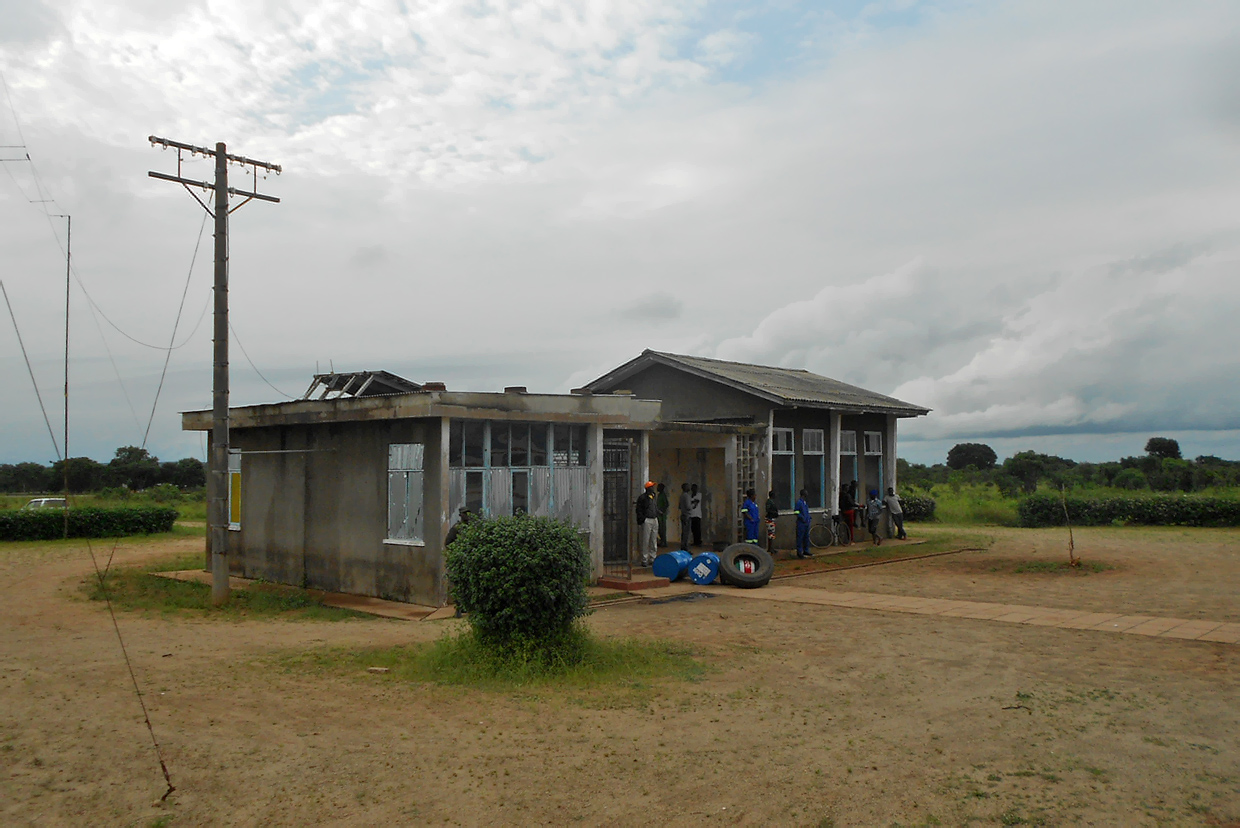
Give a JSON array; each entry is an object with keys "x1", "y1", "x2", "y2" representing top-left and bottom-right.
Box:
[{"x1": 602, "y1": 438, "x2": 633, "y2": 579}]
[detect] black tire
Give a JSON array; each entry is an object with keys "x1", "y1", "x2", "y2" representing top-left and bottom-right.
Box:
[
  {"x1": 808, "y1": 523, "x2": 832, "y2": 549},
  {"x1": 718, "y1": 543, "x2": 774, "y2": 589},
  {"x1": 836, "y1": 519, "x2": 853, "y2": 546}
]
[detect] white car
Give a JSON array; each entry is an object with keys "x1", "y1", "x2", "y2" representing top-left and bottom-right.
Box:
[{"x1": 22, "y1": 498, "x2": 67, "y2": 510}]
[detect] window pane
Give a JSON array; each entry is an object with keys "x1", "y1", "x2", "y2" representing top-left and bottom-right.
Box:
[
  {"x1": 573, "y1": 425, "x2": 588, "y2": 467},
  {"x1": 450, "y1": 420, "x2": 464, "y2": 467},
  {"x1": 840, "y1": 431, "x2": 858, "y2": 455},
  {"x1": 463, "y1": 422, "x2": 485, "y2": 467},
  {"x1": 803, "y1": 429, "x2": 824, "y2": 455},
  {"x1": 531, "y1": 424, "x2": 548, "y2": 466},
  {"x1": 865, "y1": 432, "x2": 883, "y2": 455},
  {"x1": 553, "y1": 424, "x2": 571, "y2": 467},
  {"x1": 773, "y1": 428, "x2": 793, "y2": 454},
  {"x1": 465, "y1": 471, "x2": 484, "y2": 512},
  {"x1": 511, "y1": 423, "x2": 529, "y2": 466},
  {"x1": 773, "y1": 455, "x2": 794, "y2": 510},
  {"x1": 512, "y1": 470, "x2": 529, "y2": 515},
  {"x1": 490, "y1": 423, "x2": 509, "y2": 468},
  {"x1": 805, "y1": 457, "x2": 823, "y2": 509}
]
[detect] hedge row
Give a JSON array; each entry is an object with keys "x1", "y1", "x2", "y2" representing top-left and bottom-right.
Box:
[
  {"x1": 902, "y1": 495, "x2": 937, "y2": 522},
  {"x1": 1018, "y1": 493, "x2": 1240, "y2": 528},
  {"x1": 0, "y1": 506, "x2": 179, "y2": 541}
]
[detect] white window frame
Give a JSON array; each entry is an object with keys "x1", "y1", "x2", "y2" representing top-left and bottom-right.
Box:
[
  {"x1": 863, "y1": 431, "x2": 883, "y2": 456},
  {"x1": 386, "y1": 443, "x2": 425, "y2": 546},
  {"x1": 840, "y1": 431, "x2": 858, "y2": 455}
]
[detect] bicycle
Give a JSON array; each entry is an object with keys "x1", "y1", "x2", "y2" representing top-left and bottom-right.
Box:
[{"x1": 808, "y1": 512, "x2": 853, "y2": 549}]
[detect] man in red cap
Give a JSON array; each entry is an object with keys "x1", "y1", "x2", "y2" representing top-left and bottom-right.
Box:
[{"x1": 635, "y1": 481, "x2": 660, "y2": 567}]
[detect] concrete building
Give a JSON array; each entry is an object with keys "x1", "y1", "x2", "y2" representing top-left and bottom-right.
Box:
[
  {"x1": 584, "y1": 351, "x2": 930, "y2": 550},
  {"x1": 182, "y1": 353, "x2": 928, "y2": 605}
]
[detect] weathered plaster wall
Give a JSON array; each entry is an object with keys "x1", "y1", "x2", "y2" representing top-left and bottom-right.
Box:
[{"x1": 226, "y1": 418, "x2": 446, "y2": 606}]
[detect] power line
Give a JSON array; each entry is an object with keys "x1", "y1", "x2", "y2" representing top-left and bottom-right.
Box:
[
  {"x1": 1, "y1": 280, "x2": 62, "y2": 460},
  {"x1": 229, "y1": 319, "x2": 296, "y2": 400},
  {"x1": 143, "y1": 211, "x2": 209, "y2": 449}
]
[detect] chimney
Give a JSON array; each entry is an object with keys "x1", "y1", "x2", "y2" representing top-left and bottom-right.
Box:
[
  {"x1": 504, "y1": 386, "x2": 528, "y2": 394},
  {"x1": 422, "y1": 382, "x2": 447, "y2": 391}
]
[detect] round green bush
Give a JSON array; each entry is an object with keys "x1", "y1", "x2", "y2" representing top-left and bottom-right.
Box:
[{"x1": 444, "y1": 515, "x2": 592, "y2": 651}]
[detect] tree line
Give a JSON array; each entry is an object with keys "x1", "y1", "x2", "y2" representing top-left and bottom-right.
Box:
[
  {"x1": 0, "y1": 447, "x2": 205, "y2": 494},
  {"x1": 899, "y1": 437, "x2": 1239, "y2": 496}
]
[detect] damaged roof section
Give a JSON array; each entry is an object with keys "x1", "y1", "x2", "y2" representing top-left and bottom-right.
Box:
[
  {"x1": 302, "y1": 370, "x2": 423, "y2": 399},
  {"x1": 586, "y1": 349, "x2": 930, "y2": 417}
]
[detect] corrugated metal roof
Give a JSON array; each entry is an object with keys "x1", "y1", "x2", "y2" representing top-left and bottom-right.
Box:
[{"x1": 589, "y1": 350, "x2": 930, "y2": 416}]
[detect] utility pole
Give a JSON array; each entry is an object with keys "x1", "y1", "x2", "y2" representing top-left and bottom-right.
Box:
[{"x1": 147, "y1": 137, "x2": 280, "y2": 606}]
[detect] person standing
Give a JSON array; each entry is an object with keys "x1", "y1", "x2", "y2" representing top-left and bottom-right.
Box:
[
  {"x1": 635, "y1": 481, "x2": 659, "y2": 566},
  {"x1": 656, "y1": 482, "x2": 670, "y2": 547},
  {"x1": 677, "y1": 483, "x2": 693, "y2": 551},
  {"x1": 764, "y1": 490, "x2": 779, "y2": 555},
  {"x1": 795, "y1": 489, "x2": 812, "y2": 558},
  {"x1": 885, "y1": 487, "x2": 907, "y2": 540},
  {"x1": 741, "y1": 488, "x2": 760, "y2": 544},
  {"x1": 689, "y1": 484, "x2": 704, "y2": 547},
  {"x1": 839, "y1": 481, "x2": 858, "y2": 533},
  {"x1": 865, "y1": 489, "x2": 884, "y2": 546}
]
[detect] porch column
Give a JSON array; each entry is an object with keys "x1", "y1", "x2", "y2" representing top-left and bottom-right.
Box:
[
  {"x1": 884, "y1": 414, "x2": 898, "y2": 537},
  {"x1": 433, "y1": 417, "x2": 452, "y2": 604},
  {"x1": 587, "y1": 423, "x2": 604, "y2": 581},
  {"x1": 828, "y1": 411, "x2": 842, "y2": 517}
]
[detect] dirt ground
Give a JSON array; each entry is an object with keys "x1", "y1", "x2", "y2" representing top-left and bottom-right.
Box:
[{"x1": 2, "y1": 526, "x2": 1238, "y2": 827}]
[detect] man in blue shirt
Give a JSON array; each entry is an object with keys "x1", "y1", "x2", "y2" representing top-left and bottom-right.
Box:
[
  {"x1": 741, "y1": 488, "x2": 760, "y2": 543},
  {"x1": 795, "y1": 489, "x2": 812, "y2": 558}
]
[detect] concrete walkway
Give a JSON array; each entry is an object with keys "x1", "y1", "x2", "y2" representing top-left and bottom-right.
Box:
[{"x1": 630, "y1": 582, "x2": 1240, "y2": 644}]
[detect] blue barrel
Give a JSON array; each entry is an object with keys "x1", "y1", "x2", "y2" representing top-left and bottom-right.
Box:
[
  {"x1": 652, "y1": 549, "x2": 693, "y2": 581},
  {"x1": 687, "y1": 552, "x2": 720, "y2": 585}
]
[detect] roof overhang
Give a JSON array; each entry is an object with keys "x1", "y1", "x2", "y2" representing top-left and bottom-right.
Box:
[{"x1": 183, "y1": 390, "x2": 661, "y2": 431}]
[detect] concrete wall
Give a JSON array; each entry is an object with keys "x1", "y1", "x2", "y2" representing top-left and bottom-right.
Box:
[
  {"x1": 226, "y1": 417, "x2": 447, "y2": 606},
  {"x1": 648, "y1": 431, "x2": 733, "y2": 549}
]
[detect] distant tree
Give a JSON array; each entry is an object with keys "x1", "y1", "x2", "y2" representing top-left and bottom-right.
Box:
[
  {"x1": 0, "y1": 462, "x2": 55, "y2": 493},
  {"x1": 1111, "y1": 468, "x2": 1148, "y2": 490},
  {"x1": 107, "y1": 446, "x2": 161, "y2": 490},
  {"x1": 1145, "y1": 437, "x2": 1181, "y2": 460},
  {"x1": 162, "y1": 458, "x2": 206, "y2": 489},
  {"x1": 49, "y1": 457, "x2": 105, "y2": 493},
  {"x1": 1148, "y1": 457, "x2": 1193, "y2": 492},
  {"x1": 1002, "y1": 451, "x2": 1075, "y2": 494},
  {"x1": 946, "y1": 443, "x2": 998, "y2": 471}
]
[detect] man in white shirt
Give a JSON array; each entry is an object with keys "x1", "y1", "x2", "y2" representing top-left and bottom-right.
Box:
[{"x1": 884, "y1": 487, "x2": 907, "y2": 540}]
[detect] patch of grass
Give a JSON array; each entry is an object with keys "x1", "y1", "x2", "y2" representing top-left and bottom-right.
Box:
[
  {"x1": 1012, "y1": 560, "x2": 1113, "y2": 574},
  {"x1": 280, "y1": 627, "x2": 707, "y2": 692},
  {"x1": 779, "y1": 529, "x2": 993, "y2": 575},
  {"x1": 926, "y1": 484, "x2": 1021, "y2": 526},
  {"x1": 83, "y1": 557, "x2": 366, "y2": 621}
]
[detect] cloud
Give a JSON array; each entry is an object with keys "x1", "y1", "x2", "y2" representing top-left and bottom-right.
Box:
[
  {"x1": 616, "y1": 292, "x2": 684, "y2": 322},
  {"x1": 2, "y1": 1, "x2": 1240, "y2": 466}
]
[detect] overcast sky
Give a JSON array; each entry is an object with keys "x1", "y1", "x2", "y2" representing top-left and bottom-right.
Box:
[{"x1": 2, "y1": 0, "x2": 1238, "y2": 468}]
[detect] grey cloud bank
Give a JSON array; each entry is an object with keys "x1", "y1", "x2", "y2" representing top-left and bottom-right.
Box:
[{"x1": 1, "y1": 1, "x2": 1238, "y2": 468}]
